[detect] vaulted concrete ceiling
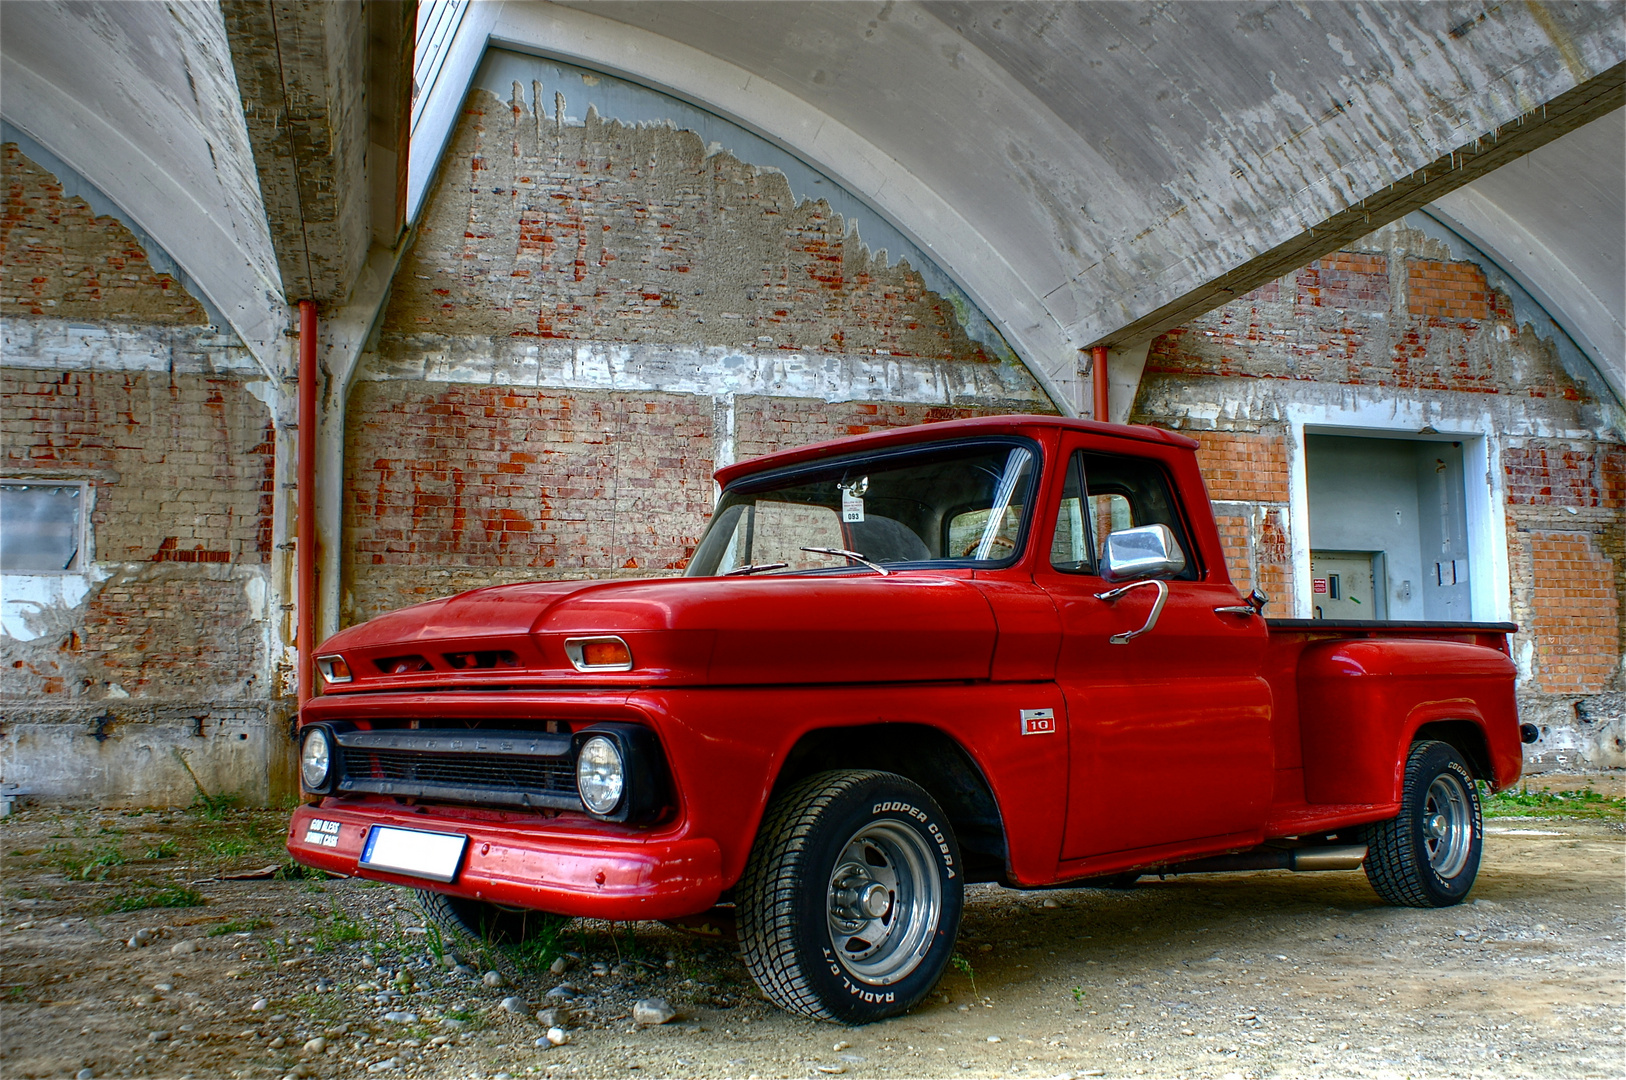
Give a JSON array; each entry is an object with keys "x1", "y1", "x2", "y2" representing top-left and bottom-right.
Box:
[
  {"x1": 423, "y1": 0, "x2": 1624, "y2": 408},
  {"x1": 3, "y1": 2, "x2": 1622, "y2": 408}
]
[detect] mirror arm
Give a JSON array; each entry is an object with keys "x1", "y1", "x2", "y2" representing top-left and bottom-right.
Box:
[{"x1": 1093, "y1": 579, "x2": 1170, "y2": 644}]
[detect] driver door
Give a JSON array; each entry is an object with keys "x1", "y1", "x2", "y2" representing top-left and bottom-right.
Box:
[{"x1": 1036, "y1": 441, "x2": 1273, "y2": 863}]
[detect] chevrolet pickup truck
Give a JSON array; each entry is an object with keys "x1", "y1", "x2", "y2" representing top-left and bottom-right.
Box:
[{"x1": 287, "y1": 415, "x2": 1529, "y2": 1023}]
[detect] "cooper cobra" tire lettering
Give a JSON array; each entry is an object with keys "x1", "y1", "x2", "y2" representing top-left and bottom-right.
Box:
[{"x1": 872, "y1": 801, "x2": 927, "y2": 822}]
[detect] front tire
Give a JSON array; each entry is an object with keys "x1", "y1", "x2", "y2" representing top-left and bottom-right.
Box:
[
  {"x1": 1363, "y1": 740, "x2": 1483, "y2": 907},
  {"x1": 738, "y1": 770, "x2": 964, "y2": 1023},
  {"x1": 417, "y1": 890, "x2": 570, "y2": 951}
]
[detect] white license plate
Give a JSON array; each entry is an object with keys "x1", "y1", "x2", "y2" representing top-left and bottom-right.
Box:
[{"x1": 359, "y1": 826, "x2": 468, "y2": 883}]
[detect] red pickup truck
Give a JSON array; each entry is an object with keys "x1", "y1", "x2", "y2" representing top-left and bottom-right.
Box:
[{"x1": 288, "y1": 415, "x2": 1528, "y2": 1023}]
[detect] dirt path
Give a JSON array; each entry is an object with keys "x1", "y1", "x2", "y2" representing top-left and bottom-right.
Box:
[{"x1": 2, "y1": 786, "x2": 1621, "y2": 1080}]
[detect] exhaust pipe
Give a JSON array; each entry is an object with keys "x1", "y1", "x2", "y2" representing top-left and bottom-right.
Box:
[
  {"x1": 1159, "y1": 844, "x2": 1367, "y2": 875},
  {"x1": 1290, "y1": 844, "x2": 1367, "y2": 871}
]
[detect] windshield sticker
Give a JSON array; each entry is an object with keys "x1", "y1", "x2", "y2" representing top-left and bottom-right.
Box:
[{"x1": 841, "y1": 478, "x2": 868, "y2": 523}]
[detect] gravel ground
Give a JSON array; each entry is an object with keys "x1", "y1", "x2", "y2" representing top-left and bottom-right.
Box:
[{"x1": 1, "y1": 773, "x2": 1621, "y2": 1080}]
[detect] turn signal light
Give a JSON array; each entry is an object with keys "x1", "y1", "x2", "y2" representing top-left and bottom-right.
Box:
[
  {"x1": 315, "y1": 655, "x2": 352, "y2": 684},
  {"x1": 564, "y1": 636, "x2": 634, "y2": 671}
]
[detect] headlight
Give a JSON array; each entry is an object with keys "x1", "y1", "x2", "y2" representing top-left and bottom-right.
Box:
[
  {"x1": 300, "y1": 727, "x2": 334, "y2": 792},
  {"x1": 576, "y1": 735, "x2": 625, "y2": 815}
]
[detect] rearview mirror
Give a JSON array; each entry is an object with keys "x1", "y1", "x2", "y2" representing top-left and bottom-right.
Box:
[{"x1": 1101, "y1": 523, "x2": 1186, "y2": 582}]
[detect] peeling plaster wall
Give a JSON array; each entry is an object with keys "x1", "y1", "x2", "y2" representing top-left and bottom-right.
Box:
[
  {"x1": 345, "y1": 82, "x2": 1054, "y2": 625},
  {"x1": 1133, "y1": 220, "x2": 1624, "y2": 770},
  {"x1": 0, "y1": 146, "x2": 291, "y2": 807}
]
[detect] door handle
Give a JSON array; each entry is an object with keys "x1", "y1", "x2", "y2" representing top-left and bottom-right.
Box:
[
  {"x1": 1093, "y1": 579, "x2": 1169, "y2": 644},
  {"x1": 1214, "y1": 605, "x2": 1256, "y2": 616}
]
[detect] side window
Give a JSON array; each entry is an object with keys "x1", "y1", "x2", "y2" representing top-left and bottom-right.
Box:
[{"x1": 1049, "y1": 451, "x2": 1198, "y2": 579}]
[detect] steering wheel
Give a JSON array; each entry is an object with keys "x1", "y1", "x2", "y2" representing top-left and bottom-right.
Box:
[{"x1": 958, "y1": 534, "x2": 1016, "y2": 559}]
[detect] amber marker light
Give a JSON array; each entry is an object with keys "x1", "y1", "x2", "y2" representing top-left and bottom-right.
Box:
[
  {"x1": 315, "y1": 654, "x2": 352, "y2": 684},
  {"x1": 564, "y1": 636, "x2": 634, "y2": 671}
]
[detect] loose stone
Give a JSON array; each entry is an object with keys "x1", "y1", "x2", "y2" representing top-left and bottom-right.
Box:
[
  {"x1": 544, "y1": 984, "x2": 577, "y2": 1000},
  {"x1": 170, "y1": 939, "x2": 200, "y2": 955},
  {"x1": 633, "y1": 998, "x2": 676, "y2": 1025},
  {"x1": 546, "y1": 1027, "x2": 569, "y2": 1046},
  {"x1": 1042, "y1": 898, "x2": 1060, "y2": 908},
  {"x1": 383, "y1": 1011, "x2": 418, "y2": 1024},
  {"x1": 536, "y1": 1006, "x2": 571, "y2": 1028},
  {"x1": 500, "y1": 995, "x2": 528, "y2": 1014},
  {"x1": 250, "y1": 998, "x2": 269, "y2": 1012},
  {"x1": 482, "y1": 970, "x2": 507, "y2": 988},
  {"x1": 76, "y1": 1071, "x2": 95, "y2": 1080},
  {"x1": 148, "y1": 1031, "x2": 171, "y2": 1043},
  {"x1": 267, "y1": 1036, "x2": 286, "y2": 1049},
  {"x1": 303, "y1": 1037, "x2": 328, "y2": 1054},
  {"x1": 549, "y1": 956, "x2": 569, "y2": 975}
]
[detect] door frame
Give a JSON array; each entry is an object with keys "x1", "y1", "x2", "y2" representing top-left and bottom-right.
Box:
[{"x1": 1285, "y1": 401, "x2": 1510, "y2": 622}]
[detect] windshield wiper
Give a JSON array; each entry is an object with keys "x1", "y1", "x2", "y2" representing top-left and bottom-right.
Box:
[
  {"x1": 723, "y1": 562, "x2": 789, "y2": 576},
  {"x1": 799, "y1": 547, "x2": 891, "y2": 576}
]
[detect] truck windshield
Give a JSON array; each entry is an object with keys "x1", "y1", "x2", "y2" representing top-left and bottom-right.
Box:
[{"x1": 686, "y1": 440, "x2": 1038, "y2": 576}]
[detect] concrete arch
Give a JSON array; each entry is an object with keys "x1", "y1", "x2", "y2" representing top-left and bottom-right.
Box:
[{"x1": 0, "y1": 1, "x2": 287, "y2": 375}]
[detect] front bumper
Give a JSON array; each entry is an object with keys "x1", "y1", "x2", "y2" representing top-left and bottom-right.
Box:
[{"x1": 287, "y1": 803, "x2": 723, "y2": 920}]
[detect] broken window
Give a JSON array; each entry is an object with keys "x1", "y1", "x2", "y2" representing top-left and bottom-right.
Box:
[{"x1": 0, "y1": 481, "x2": 86, "y2": 572}]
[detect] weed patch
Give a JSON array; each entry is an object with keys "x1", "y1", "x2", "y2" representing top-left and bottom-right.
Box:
[
  {"x1": 103, "y1": 885, "x2": 205, "y2": 913},
  {"x1": 1484, "y1": 784, "x2": 1626, "y2": 821}
]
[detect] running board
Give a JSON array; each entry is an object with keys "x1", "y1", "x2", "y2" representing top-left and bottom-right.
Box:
[{"x1": 1158, "y1": 844, "x2": 1367, "y2": 875}]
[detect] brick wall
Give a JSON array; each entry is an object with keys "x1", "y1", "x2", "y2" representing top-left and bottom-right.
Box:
[
  {"x1": 3, "y1": 369, "x2": 274, "y2": 564},
  {"x1": 1144, "y1": 244, "x2": 1579, "y2": 399},
  {"x1": 731, "y1": 398, "x2": 1011, "y2": 461},
  {"x1": 1526, "y1": 531, "x2": 1620, "y2": 694},
  {"x1": 1, "y1": 145, "x2": 207, "y2": 325},
  {"x1": 383, "y1": 90, "x2": 998, "y2": 364},
  {"x1": 1, "y1": 148, "x2": 285, "y2": 805}
]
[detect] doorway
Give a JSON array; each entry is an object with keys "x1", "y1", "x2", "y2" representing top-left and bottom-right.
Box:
[{"x1": 1305, "y1": 434, "x2": 1471, "y2": 621}]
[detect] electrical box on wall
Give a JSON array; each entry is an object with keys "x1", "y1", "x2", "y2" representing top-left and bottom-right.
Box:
[{"x1": 1310, "y1": 550, "x2": 1388, "y2": 620}]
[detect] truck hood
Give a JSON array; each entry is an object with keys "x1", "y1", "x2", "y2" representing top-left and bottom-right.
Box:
[{"x1": 317, "y1": 573, "x2": 997, "y2": 690}]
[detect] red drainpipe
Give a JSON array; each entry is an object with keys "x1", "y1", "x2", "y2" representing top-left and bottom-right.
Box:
[
  {"x1": 297, "y1": 300, "x2": 317, "y2": 706},
  {"x1": 1091, "y1": 344, "x2": 1109, "y2": 422}
]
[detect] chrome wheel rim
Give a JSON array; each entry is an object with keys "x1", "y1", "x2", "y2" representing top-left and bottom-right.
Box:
[
  {"x1": 1423, "y1": 772, "x2": 1474, "y2": 879},
  {"x1": 825, "y1": 821, "x2": 941, "y2": 985}
]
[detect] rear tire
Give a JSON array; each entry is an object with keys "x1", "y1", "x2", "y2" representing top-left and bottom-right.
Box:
[
  {"x1": 737, "y1": 770, "x2": 963, "y2": 1023},
  {"x1": 1363, "y1": 740, "x2": 1482, "y2": 907}
]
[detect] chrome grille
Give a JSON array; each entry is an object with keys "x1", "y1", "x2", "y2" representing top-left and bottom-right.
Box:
[{"x1": 334, "y1": 728, "x2": 582, "y2": 811}]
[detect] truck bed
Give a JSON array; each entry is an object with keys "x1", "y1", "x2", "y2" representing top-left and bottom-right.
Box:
[{"x1": 1261, "y1": 618, "x2": 1521, "y2": 825}]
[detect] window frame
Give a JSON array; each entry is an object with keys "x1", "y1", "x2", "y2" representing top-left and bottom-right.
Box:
[
  {"x1": 0, "y1": 478, "x2": 93, "y2": 575},
  {"x1": 691, "y1": 436, "x2": 1045, "y2": 575},
  {"x1": 1045, "y1": 449, "x2": 1203, "y2": 581}
]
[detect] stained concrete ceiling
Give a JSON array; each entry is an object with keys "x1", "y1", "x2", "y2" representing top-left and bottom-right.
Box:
[{"x1": 2, "y1": 1, "x2": 1622, "y2": 407}]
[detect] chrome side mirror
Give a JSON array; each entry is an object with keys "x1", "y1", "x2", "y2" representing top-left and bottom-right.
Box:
[{"x1": 1101, "y1": 523, "x2": 1186, "y2": 582}]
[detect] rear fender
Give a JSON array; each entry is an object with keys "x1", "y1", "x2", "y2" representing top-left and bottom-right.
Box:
[{"x1": 1298, "y1": 638, "x2": 1517, "y2": 804}]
